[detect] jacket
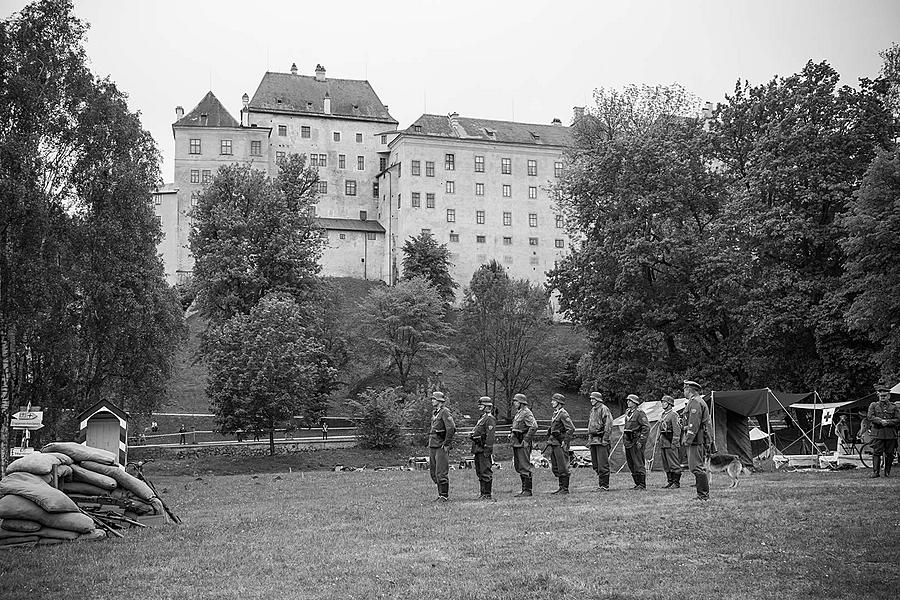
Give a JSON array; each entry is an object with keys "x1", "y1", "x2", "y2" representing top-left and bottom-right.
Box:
[
  {"x1": 428, "y1": 407, "x2": 456, "y2": 448},
  {"x1": 547, "y1": 407, "x2": 576, "y2": 449},
  {"x1": 682, "y1": 396, "x2": 712, "y2": 447},
  {"x1": 510, "y1": 407, "x2": 538, "y2": 448},
  {"x1": 867, "y1": 400, "x2": 900, "y2": 439},
  {"x1": 658, "y1": 407, "x2": 682, "y2": 449},
  {"x1": 588, "y1": 403, "x2": 613, "y2": 446},
  {"x1": 470, "y1": 412, "x2": 496, "y2": 454},
  {"x1": 622, "y1": 408, "x2": 649, "y2": 449}
]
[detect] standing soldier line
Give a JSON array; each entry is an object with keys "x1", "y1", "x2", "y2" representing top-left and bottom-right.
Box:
[{"x1": 546, "y1": 393, "x2": 576, "y2": 495}]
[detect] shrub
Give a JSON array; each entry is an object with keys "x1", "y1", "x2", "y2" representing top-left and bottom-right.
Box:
[{"x1": 347, "y1": 387, "x2": 405, "y2": 449}]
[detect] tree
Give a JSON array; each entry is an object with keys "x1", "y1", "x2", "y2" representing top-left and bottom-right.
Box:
[
  {"x1": 460, "y1": 261, "x2": 554, "y2": 420},
  {"x1": 358, "y1": 277, "x2": 452, "y2": 390},
  {"x1": 346, "y1": 387, "x2": 405, "y2": 449},
  {"x1": 401, "y1": 232, "x2": 458, "y2": 302},
  {"x1": 190, "y1": 155, "x2": 324, "y2": 327},
  {"x1": 206, "y1": 293, "x2": 335, "y2": 455},
  {"x1": 0, "y1": 0, "x2": 183, "y2": 472}
]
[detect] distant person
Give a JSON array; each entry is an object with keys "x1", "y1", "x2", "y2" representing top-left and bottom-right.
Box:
[
  {"x1": 546, "y1": 393, "x2": 575, "y2": 495},
  {"x1": 470, "y1": 396, "x2": 496, "y2": 500},
  {"x1": 834, "y1": 415, "x2": 851, "y2": 456},
  {"x1": 253, "y1": 429, "x2": 260, "y2": 442},
  {"x1": 509, "y1": 393, "x2": 538, "y2": 497},
  {"x1": 658, "y1": 394, "x2": 683, "y2": 489},
  {"x1": 321, "y1": 420, "x2": 329, "y2": 440},
  {"x1": 683, "y1": 380, "x2": 715, "y2": 501},
  {"x1": 178, "y1": 424, "x2": 186, "y2": 445},
  {"x1": 151, "y1": 420, "x2": 158, "y2": 433},
  {"x1": 236, "y1": 429, "x2": 244, "y2": 443},
  {"x1": 428, "y1": 391, "x2": 456, "y2": 501},
  {"x1": 867, "y1": 382, "x2": 900, "y2": 478},
  {"x1": 587, "y1": 391, "x2": 613, "y2": 491},
  {"x1": 622, "y1": 394, "x2": 650, "y2": 490}
]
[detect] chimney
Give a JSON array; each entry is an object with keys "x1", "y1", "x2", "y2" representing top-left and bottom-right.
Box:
[
  {"x1": 573, "y1": 106, "x2": 585, "y2": 122},
  {"x1": 324, "y1": 91, "x2": 331, "y2": 115},
  {"x1": 241, "y1": 93, "x2": 250, "y2": 126},
  {"x1": 448, "y1": 112, "x2": 461, "y2": 136},
  {"x1": 175, "y1": 105, "x2": 184, "y2": 120},
  {"x1": 290, "y1": 62, "x2": 298, "y2": 76},
  {"x1": 315, "y1": 64, "x2": 326, "y2": 82},
  {"x1": 551, "y1": 118, "x2": 562, "y2": 126}
]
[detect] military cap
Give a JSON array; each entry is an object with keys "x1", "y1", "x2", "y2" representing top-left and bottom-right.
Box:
[
  {"x1": 589, "y1": 391, "x2": 603, "y2": 402},
  {"x1": 626, "y1": 394, "x2": 641, "y2": 404},
  {"x1": 432, "y1": 391, "x2": 447, "y2": 402},
  {"x1": 661, "y1": 395, "x2": 675, "y2": 406},
  {"x1": 875, "y1": 381, "x2": 892, "y2": 392},
  {"x1": 478, "y1": 396, "x2": 493, "y2": 408},
  {"x1": 683, "y1": 380, "x2": 702, "y2": 391},
  {"x1": 551, "y1": 393, "x2": 566, "y2": 405},
  {"x1": 513, "y1": 393, "x2": 528, "y2": 405}
]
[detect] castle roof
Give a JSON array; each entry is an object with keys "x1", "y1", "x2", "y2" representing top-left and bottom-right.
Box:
[
  {"x1": 401, "y1": 114, "x2": 573, "y2": 147},
  {"x1": 248, "y1": 71, "x2": 396, "y2": 123},
  {"x1": 174, "y1": 91, "x2": 240, "y2": 128}
]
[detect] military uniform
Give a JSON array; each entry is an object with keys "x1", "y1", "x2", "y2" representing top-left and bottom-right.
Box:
[
  {"x1": 547, "y1": 395, "x2": 576, "y2": 494},
  {"x1": 658, "y1": 399, "x2": 683, "y2": 488},
  {"x1": 622, "y1": 395, "x2": 650, "y2": 490},
  {"x1": 682, "y1": 381, "x2": 713, "y2": 501},
  {"x1": 428, "y1": 395, "x2": 456, "y2": 500},
  {"x1": 587, "y1": 393, "x2": 613, "y2": 490},
  {"x1": 470, "y1": 397, "x2": 497, "y2": 499},
  {"x1": 866, "y1": 385, "x2": 900, "y2": 477},
  {"x1": 510, "y1": 395, "x2": 539, "y2": 496}
]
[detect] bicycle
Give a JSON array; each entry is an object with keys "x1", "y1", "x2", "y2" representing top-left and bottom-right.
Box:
[{"x1": 838, "y1": 438, "x2": 872, "y2": 468}]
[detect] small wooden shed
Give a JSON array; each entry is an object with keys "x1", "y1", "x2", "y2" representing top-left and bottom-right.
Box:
[{"x1": 77, "y1": 400, "x2": 129, "y2": 465}]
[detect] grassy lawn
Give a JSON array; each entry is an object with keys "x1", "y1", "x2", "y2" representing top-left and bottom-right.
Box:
[{"x1": 1, "y1": 461, "x2": 898, "y2": 600}]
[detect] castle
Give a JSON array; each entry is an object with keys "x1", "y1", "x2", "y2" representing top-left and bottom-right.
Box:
[{"x1": 153, "y1": 63, "x2": 574, "y2": 298}]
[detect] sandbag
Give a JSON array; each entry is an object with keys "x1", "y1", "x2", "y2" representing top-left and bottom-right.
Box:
[
  {"x1": 56, "y1": 465, "x2": 72, "y2": 479},
  {"x1": 0, "y1": 473, "x2": 79, "y2": 513},
  {"x1": 41, "y1": 442, "x2": 116, "y2": 465},
  {"x1": 80, "y1": 461, "x2": 155, "y2": 501},
  {"x1": 0, "y1": 527, "x2": 41, "y2": 539},
  {"x1": 0, "y1": 518, "x2": 41, "y2": 533},
  {"x1": 33, "y1": 526, "x2": 81, "y2": 540},
  {"x1": 0, "y1": 495, "x2": 94, "y2": 533},
  {"x1": 37, "y1": 538, "x2": 64, "y2": 545},
  {"x1": 44, "y1": 452, "x2": 74, "y2": 466},
  {"x1": 0, "y1": 535, "x2": 38, "y2": 547},
  {"x1": 77, "y1": 529, "x2": 106, "y2": 542},
  {"x1": 62, "y1": 481, "x2": 110, "y2": 496},
  {"x1": 6, "y1": 453, "x2": 61, "y2": 476},
  {"x1": 70, "y1": 465, "x2": 117, "y2": 490}
]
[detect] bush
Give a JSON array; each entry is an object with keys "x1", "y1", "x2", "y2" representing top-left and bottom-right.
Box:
[{"x1": 347, "y1": 387, "x2": 405, "y2": 449}]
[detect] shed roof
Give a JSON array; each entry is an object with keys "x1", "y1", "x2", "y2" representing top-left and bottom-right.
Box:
[{"x1": 316, "y1": 218, "x2": 385, "y2": 233}]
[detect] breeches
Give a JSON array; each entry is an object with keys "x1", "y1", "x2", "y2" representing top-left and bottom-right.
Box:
[
  {"x1": 474, "y1": 452, "x2": 493, "y2": 482},
  {"x1": 872, "y1": 438, "x2": 898, "y2": 457},
  {"x1": 625, "y1": 444, "x2": 645, "y2": 475},
  {"x1": 590, "y1": 444, "x2": 610, "y2": 478},
  {"x1": 549, "y1": 445, "x2": 570, "y2": 477},
  {"x1": 687, "y1": 444, "x2": 708, "y2": 475},
  {"x1": 513, "y1": 445, "x2": 533, "y2": 476},
  {"x1": 429, "y1": 446, "x2": 449, "y2": 485},
  {"x1": 660, "y1": 447, "x2": 682, "y2": 473}
]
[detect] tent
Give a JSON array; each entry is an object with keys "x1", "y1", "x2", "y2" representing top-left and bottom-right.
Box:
[{"x1": 608, "y1": 399, "x2": 689, "y2": 472}]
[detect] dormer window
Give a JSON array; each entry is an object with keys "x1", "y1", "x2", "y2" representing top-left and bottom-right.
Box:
[
  {"x1": 276, "y1": 98, "x2": 282, "y2": 104},
  {"x1": 200, "y1": 113, "x2": 208, "y2": 126},
  {"x1": 484, "y1": 128, "x2": 495, "y2": 138},
  {"x1": 306, "y1": 102, "x2": 313, "y2": 110},
  {"x1": 414, "y1": 125, "x2": 422, "y2": 133},
  {"x1": 530, "y1": 131, "x2": 541, "y2": 141}
]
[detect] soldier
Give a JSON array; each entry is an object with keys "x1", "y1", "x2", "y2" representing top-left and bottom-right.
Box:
[
  {"x1": 470, "y1": 396, "x2": 497, "y2": 500},
  {"x1": 587, "y1": 391, "x2": 613, "y2": 491},
  {"x1": 683, "y1": 380, "x2": 715, "y2": 501},
  {"x1": 509, "y1": 393, "x2": 539, "y2": 497},
  {"x1": 428, "y1": 391, "x2": 456, "y2": 501},
  {"x1": 622, "y1": 394, "x2": 650, "y2": 490},
  {"x1": 658, "y1": 395, "x2": 683, "y2": 489},
  {"x1": 546, "y1": 393, "x2": 576, "y2": 495},
  {"x1": 866, "y1": 381, "x2": 900, "y2": 478}
]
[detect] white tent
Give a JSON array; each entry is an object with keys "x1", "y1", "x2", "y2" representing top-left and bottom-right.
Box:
[{"x1": 612, "y1": 398, "x2": 688, "y2": 428}]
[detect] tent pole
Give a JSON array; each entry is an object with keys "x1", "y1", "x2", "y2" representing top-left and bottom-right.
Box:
[
  {"x1": 772, "y1": 389, "x2": 819, "y2": 454},
  {"x1": 766, "y1": 388, "x2": 775, "y2": 457}
]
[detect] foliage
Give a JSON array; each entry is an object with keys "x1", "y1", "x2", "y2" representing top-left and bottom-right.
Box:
[
  {"x1": 460, "y1": 261, "x2": 554, "y2": 419},
  {"x1": 190, "y1": 155, "x2": 324, "y2": 327},
  {"x1": 346, "y1": 387, "x2": 405, "y2": 449},
  {"x1": 0, "y1": 0, "x2": 184, "y2": 472},
  {"x1": 357, "y1": 277, "x2": 453, "y2": 390},
  {"x1": 400, "y1": 231, "x2": 458, "y2": 302},
  {"x1": 206, "y1": 293, "x2": 335, "y2": 455}
]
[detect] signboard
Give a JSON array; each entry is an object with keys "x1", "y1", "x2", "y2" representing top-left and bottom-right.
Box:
[
  {"x1": 10, "y1": 447, "x2": 35, "y2": 458},
  {"x1": 11, "y1": 410, "x2": 43, "y2": 430}
]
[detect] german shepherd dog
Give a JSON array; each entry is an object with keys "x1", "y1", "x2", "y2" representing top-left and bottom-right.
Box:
[{"x1": 705, "y1": 454, "x2": 748, "y2": 487}]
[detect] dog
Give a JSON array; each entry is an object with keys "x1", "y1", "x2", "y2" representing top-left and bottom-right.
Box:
[{"x1": 705, "y1": 454, "x2": 748, "y2": 488}]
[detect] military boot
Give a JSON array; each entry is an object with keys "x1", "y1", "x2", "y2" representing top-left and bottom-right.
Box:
[
  {"x1": 550, "y1": 476, "x2": 567, "y2": 495},
  {"x1": 871, "y1": 455, "x2": 882, "y2": 478},
  {"x1": 438, "y1": 482, "x2": 449, "y2": 501},
  {"x1": 662, "y1": 472, "x2": 674, "y2": 488},
  {"x1": 631, "y1": 473, "x2": 641, "y2": 489},
  {"x1": 672, "y1": 472, "x2": 681, "y2": 488},
  {"x1": 483, "y1": 480, "x2": 495, "y2": 501},
  {"x1": 695, "y1": 473, "x2": 709, "y2": 501},
  {"x1": 885, "y1": 455, "x2": 893, "y2": 477},
  {"x1": 515, "y1": 475, "x2": 532, "y2": 497},
  {"x1": 636, "y1": 473, "x2": 646, "y2": 491},
  {"x1": 598, "y1": 473, "x2": 609, "y2": 491}
]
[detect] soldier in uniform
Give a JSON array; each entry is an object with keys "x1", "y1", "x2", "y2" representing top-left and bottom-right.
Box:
[
  {"x1": 622, "y1": 394, "x2": 650, "y2": 490},
  {"x1": 546, "y1": 393, "x2": 576, "y2": 495},
  {"x1": 509, "y1": 393, "x2": 539, "y2": 497},
  {"x1": 428, "y1": 391, "x2": 456, "y2": 501},
  {"x1": 658, "y1": 395, "x2": 682, "y2": 489},
  {"x1": 866, "y1": 381, "x2": 900, "y2": 478},
  {"x1": 683, "y1": 380, "x2": 714, "y2": 501},
  {"x1": 587, "y1": 391, "x2": 613, "y2": 491},
  {"x1": 470, "y1": 396, "x2": 497, "y2": 500}
]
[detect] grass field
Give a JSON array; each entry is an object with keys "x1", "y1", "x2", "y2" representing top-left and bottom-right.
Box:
[{"x1": 1, "y1": 460, "x2": 898, "y2": 600}]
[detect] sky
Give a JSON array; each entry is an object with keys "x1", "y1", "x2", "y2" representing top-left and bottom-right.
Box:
[{"x1": 3, "y1": 0, "x2": 899, "y2": 181}]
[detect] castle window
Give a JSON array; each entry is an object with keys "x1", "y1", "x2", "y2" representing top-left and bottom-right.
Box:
[
  {"x1": 474, "y1": 155, "x2": 484, "y2": 173},
  {"x1": 503, "y1": 237, "x2": 512, "y2": 246},
  {"x1": 501, "y1": 158, "x2": 511, "y2": 174},
  {"x1": 278, "y1": 125, "x2": 287, "y2": 136},
  {"x1": 412, "y1": 192, "x2": 421, "y2": 208},
  {"x1": 189, "y1": 139, "x2": 201, "y2": 154},
  {"x1": 502, "y1": 184, "x2": 511, "y2": 198},
  {"x1": 555, "y1": 239, "x2": 565, "y2": 248},
  {"x1": 527, "y1": 160, "x2": 537, "y2": 176},
  {"x1": 529, "y1": 213, "x2": 538, "y2": 227},
  {"x1": 529, "y1": 186, "x2": 537, "y2": 199},
  {"x1": 446, "y1": 208, "x2": 456, "y2": 223},
  {"x1": 476, "y1": 235, "x2": 486, "y2": 243},
  {"x1": 333, "y1": 132, "x2": 341, "y2": 142},
  {"x1": 357, "y1": 156, "x2": 365, "y2": 171},
  {"x1": 412, "y1": 160, "x2": 421, "y2": 176},
  {"x1": 503, "y1": 212, "x2": 512, "y2": 226},
  {"x1": 317, "y1": 181, "x2": 328, "y2": 194},
  {"x1": 445, "y1": 154, "x2": 455, "y2": 171},
  {"x1": 356, "y1": 133, "x2": 363, "y2": 143},
  {"x1": 476, "y1": 210, "x2": 485, "y2": 224},
  {"x1": 450, "y1": 233, "x2": 459, "y2": 243},
  {"x1": 446, "y1": 181, "x2": 455, "y2": 194},
  {"x1": 339, "y1": 154, "x2": 346, "y2": 169},
  {"x1": 220, "y1": 140, "x2": 232, "y2": 155},
  {"x1": 426, "y1": 193, "x2": 435, "y2": 208},
  {"x1": 345, "y1": 180, "x2": 357, "y2": 196},
  {"x1": 251, "y1": 141, "x2": 261, "y2": 156},
  {"x1": 425, "y1": 161, "x2": 435, "y2": 177},
  {"x1": 190, "y1": 169, "x2": 200, "y2": 184},
  {"x1": 301, "y1": 126, "x2": 311, "y2": 138}
]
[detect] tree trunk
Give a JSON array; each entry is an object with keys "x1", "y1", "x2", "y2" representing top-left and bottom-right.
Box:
[
  {"x1": 0, "y1": 323, "x2": 11, "y2": 477},
  {"x1": 268, "y1": 421, "x2": 275, "y2": 456}
]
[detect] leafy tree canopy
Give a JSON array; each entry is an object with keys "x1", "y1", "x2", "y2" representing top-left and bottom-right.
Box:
[{"x1": 401, "y1": 232, "x2": 458, "y2": 302}]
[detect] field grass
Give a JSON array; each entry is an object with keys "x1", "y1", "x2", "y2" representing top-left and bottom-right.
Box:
[{"x1": 1, "y1": 461, "x2": 898, "y2": 600}]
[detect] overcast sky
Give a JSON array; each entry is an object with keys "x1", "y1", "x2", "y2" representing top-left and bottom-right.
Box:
[{"x1": 3, "y1": 0, "x2": 899, "y2": 181}]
